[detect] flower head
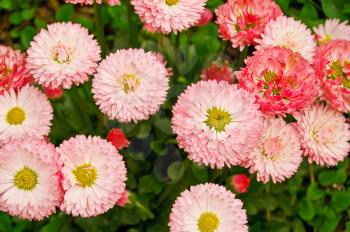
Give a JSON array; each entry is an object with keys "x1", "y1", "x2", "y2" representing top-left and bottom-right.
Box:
[
  {"x1": 169, "y1": 183, "x2": 248, "y2": 232},
  {"x1": 131, "y1": 0, "x2": 207, "y2": 34},
  {"x1": 196, "y1": 8, "x2": 213, "y2": 27},
  {"x1": 27, "y1": 22, "x2": 101, "y2": 89},
  {"x1": 0, "y1": 85, "x2": 53, "y2": 142},
  {"x1": 231, "y1": 174, "x2": 250, "y2": 193},
  {"x1": 0, "y1": 137, "x2": 62, "y2": 220},
  {"x1": 65, "y1": 0, "x2": 121, "y2": 5},
  {"x1": 117, "y1": 191, "x2": 130, "y2": 207},
  {"x1": 172, "y1": 80, "x2": 263, "y2": 168},
  {"x1": 256, "y1": 16, "x2": 316, "y2": 62},
  {"x1": 295, "y1": 104, "x2": 350, "y2": 166},
  {"x1": 313, "y1": 19, "x2": 350, "y2": 45},
  {"x1": 200, "y1": 61, "x2": 234, "y2": 84},
  {"x1": 0, "y1": 45, "x2": 32, "y2": 94},
  {"x1": 92, "y1": 49, "x2": 169, "y2": 123},
  {"x1": 215, "y1": 0, "x2": 282, "y2": 50},
  {"x1": 236, "y1": 46, "x2": 319, "y2": 115},
  {"x1": 246, "y1": 117, "x2": 303, "y2": 183},
  {"x1": 313, "y1": 39, "x2": 350, "y2": 112},
  {"x1": 58, "y1": 135, "x2": 127, "y2": 217},
  {"x1": 107, "y1": 128, "x2": 129, "y2": 150},
  {"x1": 44, "y1": 86, "x2": 63, "y2": 99}
]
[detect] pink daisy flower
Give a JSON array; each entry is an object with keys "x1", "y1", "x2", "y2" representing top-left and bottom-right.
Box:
[
  {"x1": 246, "y1": 117, "x2": 303, "y2": 184},
  {"x1": 0, "y1": 85, "x2": 53, "y2": 142},
  {"x1": 313, "y1": 19, "x2": 350, "y2": 45},
  {"x1": 58, "y1": 135, "x2": 127, "y2": 217},
  {"x1": 92, "y1": 49, "x2": 169, "y2": 123},
  {"x1": 116, "y1": 190, "x2": 130, "y2": 207},
  {"x1": 256, "y1": 16, "x2": 316, "y2": 62},
  {"x1": 295, "y1": 104, "x2": 350, "y2": 166},
  {"x1": 313, "y1": 39, "x2": 350, "y2": 112},
  {"x1": 65, "y1": 0, "x2": 121, "y2": 5},
  {"x1": 171, "y1": 80, "x2": 263, "y2": 169},
  {"x1": 215, "y1": 0, "x2": 282, "y2": 50},
  {"x1": 196, "y1": 8, "x2": 213, "y2": 27},
  {"x1": 0, "y1": 45, "x2": 32, "y2": 94},
  {"x1": 200, "y1": 61, "x2": 235, "y2": 84},
  {"x1": 0, "y1": 137, "x2": 62, "y2": 220},
  {"x1": 169, "y1": 183, "x2": 248, "y2": 232},
  {"x1": 131, "y1": 0, "x2": 207, "y2": 34},
  {"x1": 236, "y1": 46, "x2": 319, "y2": 116},
  {"x1": 27, "y1": 22, "x2": 101, "y2": 89}
]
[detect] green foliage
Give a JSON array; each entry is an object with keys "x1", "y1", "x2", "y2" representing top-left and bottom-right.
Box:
[{"x1": 1, "y1": 0, "x2": 350, "y2": 231}]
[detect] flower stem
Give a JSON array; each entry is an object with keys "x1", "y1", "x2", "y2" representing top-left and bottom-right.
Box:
[
  {"x1": 309, "y1": 164, "x2": 315, "y2": 184},
  {"x1": 236, "y1": 46, "x2": 249, "y2": 69},
  {"x1": 127, "y1": 1, "x2": 137, "y2": 47},
  {"x1": 94, "y1": 4, "x2": 107, "y2": 57},
  {"x1": 265, "y1": 183, "x2": 271, "y2": 223}
]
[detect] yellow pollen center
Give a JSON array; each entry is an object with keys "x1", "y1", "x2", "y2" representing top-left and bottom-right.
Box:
[
  {"x1": 205, "y1": 107, "x2": 232, "y2": 132},
  {"x1": 73, "y1": 163, "x2": 97, "y2": 188},
  {"x1": 121, "y1": 73, "x2": 140, "y2": 93},
  {"x1": 264, "y1": 70, "x2": 277, "y2": 82},
  {"x1": 319, "y1": 34, "x2": 332, "y2": 45},
  {"x1": 165, "y1": 0, "x2": 179, "y2": 6},
  {"x1": 52, "y1": 43, "x2": 72, "y2": 64},
  {"x1": 6, "y1": 107, "x2": 25, "y2": 125},
  {"x1": 14, "y1": 166, "x2": 38, "y2": 191},
  {"x1": 343, "y1": 78, "x2": 350, "y2": 89},
  {"x1": 197, "y1": 212, "x2": 220, "y2": 232}
]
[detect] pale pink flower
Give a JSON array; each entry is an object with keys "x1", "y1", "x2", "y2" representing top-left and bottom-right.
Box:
[
  {"x1": 0, "y1": 45, "x2": 32, "y2": 94},
  {"x1": 215, "y1": 0, "x2": 282, "y2": 50},
  {"x1": 0, "y1": 137, "x2": 62, "y2": 220},
  {"x1": 246, "y1": 117, "x2": 303, "y2": 183},
  {"x1": 171, "y1": 80, "x2": 263, "y2": 169},
  {"x1": 196, "y1": 8, "x2": 213, "y2": 27},
  {"x1": 169, "y1": 183, "x2": 248, "y2": 232},
  {"x1": 200, "y1": 61, "x2": 234, "y2": 84},
  {"x1": 65, "y1": 0, "x2": 120, "y2": 5},
  {"x1": 27, "y1": 22, "x2": 101, "y2": 89},
  {"x1": 58, "y1": 135, "x2": 127, "y2": 217},
  {"x1": 0, "y1": 85, "x2": 53, "y2": 142},
  {"x1": 313, "y1": 19, "x2": 350, "y2": 45},
  {"x1": 256, "y1": 16, "x2": 316, "y2": 62},
  {"x1": 92, "y1": 49, "x2": 169, "y2": 123},
  {"x1": 295, "y1": 104, "x2": 350, "y2": 166},
  {"x1": 131, "y1": 0, "x2": 207, "y2": 34},
  {"x1": 236, "y1": 46, "x2": 319, "y2": 115},
  {"x1": 313, "y1": 39, "x2": 350, "y2": 112}
]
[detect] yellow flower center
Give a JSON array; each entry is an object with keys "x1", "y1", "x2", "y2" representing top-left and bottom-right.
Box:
[
  {"x1": 165, "y1": 0, "x2": 179, "y2": 6},
  {"x1": 205, "y1": 107, "x2": 232, "y2": 132},
  {"x1": 121, "y1": 73, "x2": 140, "y2": 94},
  {"x1": 264, "y1": 70, "x2": 277, "y2": 82},
  {"x1": 319, "y1": 34, "x2": 332, "y2": 45},
  {"x1": 52, "y1": 42, "x2": 72, "y2": 64},
  {"x1": 14, "y1": 166, "x2": 38, "y2": 191},
  {"x1": 6, "y1": 107, "x2": 25, "y2": 125},
  {"x1": 72, "y1": 163, "x2": 97, "y2": 188},
  {"x1": 343, "y1": 78, "x2": 350, "y2": 89},
  {"x1": 197, "y1": 212, "x2": 220, "y2": 232}
]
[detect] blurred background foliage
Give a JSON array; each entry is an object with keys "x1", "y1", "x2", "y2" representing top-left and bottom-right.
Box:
[{"x1": 1, "y1": 0, "x2": 350, "y2": 231}]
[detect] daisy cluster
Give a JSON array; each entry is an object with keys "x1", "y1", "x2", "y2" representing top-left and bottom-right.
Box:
[{"x1": 0, "y1": 0, "x2": 349, "y2": 231}]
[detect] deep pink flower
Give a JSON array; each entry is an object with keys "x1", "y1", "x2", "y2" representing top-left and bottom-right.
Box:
[
  {"x1": 231, "y1": 174, "x2": 250, "y2": 193},
  {"x1": 0, "y1": 45, "x2": 32, "y2": 94},
  {"x1": 200, "y1": 61, "x2": 234, "y2": 84},
  {"x1": 236, "y1": 46, "x2": 319, "y2": 115},
  {"x1": 215, "y1": 0, "x2": 282, "y2": 50},
  {"x1": 117, "y1": 191, "x2": 130, "y2": 207},
  {"x1": 44, "y1": 86, "x2": 63, "y2": 99},
  {"x1": 107, "y1": 128, "x2": 129, "y2": 150},
  {"x1": 196, "y1": 8, "x2": 213, "y2": 27},
  {"x1": 65, "y1": 0, "x2": 121, "y2": 5}
]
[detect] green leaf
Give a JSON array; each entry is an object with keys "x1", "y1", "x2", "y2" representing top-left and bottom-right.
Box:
[
  {"x1": 275, "y1": 0, "x2": 290, "y2": 11},
  {"x1": 10, "y1": 12, "x2": 22, "y2": 25},
  {"x1": 320, "y1": 209, "x2": 341, "y2": 232},
  {"x1": 331, "y1": 191, "x2": 350, "y2": 212},
  {"x1": 21, "y1": 8, "x2": 35, "y2": 20},
  {"x1": 138, "y1": 174, "x2": 164, "y2": 194},
  {"x1": 318, "y1": 170, "x2": 347, "y2": 186},
  {"x1": 167, "y1": 161, "x2": 185, "y2": 182},
  {"x1": 321, "y1": 0, "x2": 347, "y2": 19},
  {"x1": 20, "y1": 26, "x2": 36, "y2": 49},
  {"x1": 0, "y1": 0, "x2": 12, "y2": 10},
  {"x1": 0, "y1": 213, "x2": 11, "y2": 232},
  {"x1": 191, "y1": 163, "x2": 208, "y2": 182},
  {"x1": 298, "y1": 199, "x2": 315, "y2": 221},
  {"x1": 307, "y1": 183, "x2": 325, "y2": 201},
  {"x1": 300, "y1": 4, "x2": 318, "y2": 20},
  {"x1": 55, "y1": 4, "x2": 74, "y2": 22},
  {"x1": 40, "y1": 214, "x2": 69, "y2": 232},
  {"x1": 75, "y1": 16, "x2": 94, "y2": 31}
]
